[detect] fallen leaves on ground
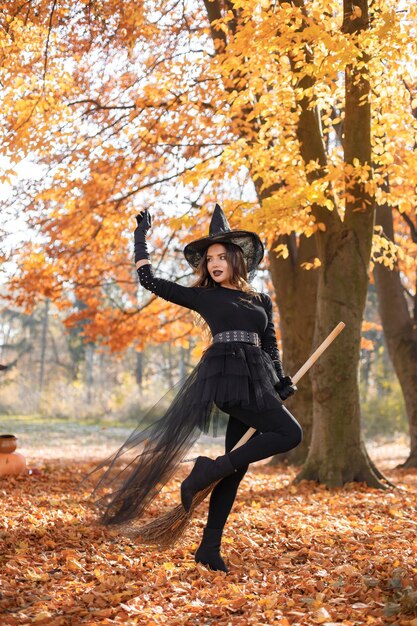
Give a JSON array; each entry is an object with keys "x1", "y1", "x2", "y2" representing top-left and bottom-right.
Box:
[{"x1": 1, "y1": 458, "x2": 417, "y2": 625}]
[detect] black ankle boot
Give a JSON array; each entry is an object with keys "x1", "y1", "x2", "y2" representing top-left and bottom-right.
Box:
[
  {"x1": 195, "y1": 528, "x2": 228, "y2": 573},
  {"x1": 181, "y1": 455, "x2": 235, "y2": 512}
]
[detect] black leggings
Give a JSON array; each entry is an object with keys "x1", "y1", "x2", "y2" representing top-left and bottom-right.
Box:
[{"x1": 206, "y1": 399, "x2": 302, "y2": 531}]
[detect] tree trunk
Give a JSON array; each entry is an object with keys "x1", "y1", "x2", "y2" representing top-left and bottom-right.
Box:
[
  {"x1": 179, "y1": 346, "x2": 186, "y2": 379},
  {"x1": 374, "y1": 203, "x2": 417, "y2": 468},
  {"x1": 298, "y1": 0, "x2": 386, "y2": 487},
  {"x1": 297, "y1": 228, "x2": 383, "y2": 487},
  {"x1": 38, "y1": 298, "x2": 50, "y2": 393},
  {"x1": 268, "y1": 233, "x2": 318, "y2": 465},
  {"x1": 135, "y1": 351, "x2": 144, "y2": 389},
  {"x1": 85, "y1": 343, "x2": 94, "y2": 406},
  {"x1": 167, "y1": 344, "x2": 174, "y2": 387}
]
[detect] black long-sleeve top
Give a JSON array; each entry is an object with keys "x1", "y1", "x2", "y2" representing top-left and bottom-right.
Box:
[{"x1": 137, "y1": 264, "x2": 283, "y2": 369}]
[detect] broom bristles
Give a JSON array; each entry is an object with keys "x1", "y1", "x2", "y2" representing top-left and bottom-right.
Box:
[{"x1": 123, "y1": 483, "x2": 216, "y2": 548}]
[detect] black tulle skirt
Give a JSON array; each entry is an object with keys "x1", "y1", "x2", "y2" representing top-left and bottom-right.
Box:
[{"x1": 89, "y1": 342, "x2": 280, "y2": 526}]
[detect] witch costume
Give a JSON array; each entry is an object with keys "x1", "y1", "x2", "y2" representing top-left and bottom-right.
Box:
[{"x1": 93, "y1": 204, "x2": 302, "y2": 572}]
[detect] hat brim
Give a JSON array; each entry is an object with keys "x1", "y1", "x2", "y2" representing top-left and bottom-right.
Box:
[{"x1": 183, "y1": 230, "x2": 264, "y2": 274}]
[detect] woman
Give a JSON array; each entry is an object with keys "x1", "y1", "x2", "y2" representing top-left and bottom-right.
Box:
[{"x1": 95, "y1": 204, "x2": 302, "y2": 573}]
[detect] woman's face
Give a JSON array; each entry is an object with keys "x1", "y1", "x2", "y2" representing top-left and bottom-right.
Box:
[{"x1": 206, "y1": 243, "x2": 232, "y2": 286}]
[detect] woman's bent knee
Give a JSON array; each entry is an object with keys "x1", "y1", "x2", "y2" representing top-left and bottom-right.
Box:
[
  {"x1": 234, "y1": 464, "x2": 249, "y2": 481},
  {"x1": 271, "y1": 412, "x2": 303, "y2": 449},
  {"x1": 290, "y1": 423, "x2": 303, "y2": 449}
]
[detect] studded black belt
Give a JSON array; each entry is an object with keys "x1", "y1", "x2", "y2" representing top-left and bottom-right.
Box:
[{"x1": 213, "y1": 330, "x2": 261, "y2": 347}]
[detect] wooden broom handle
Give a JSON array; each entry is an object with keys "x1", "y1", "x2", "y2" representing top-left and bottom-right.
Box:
[{"x1": 231, "y1": 322, "x2": 346, "y2": 451}]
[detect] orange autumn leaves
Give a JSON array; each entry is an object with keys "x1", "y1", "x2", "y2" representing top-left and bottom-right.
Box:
[{"x1": 1, "y1": 452, "x2": 417, "y2": 625}]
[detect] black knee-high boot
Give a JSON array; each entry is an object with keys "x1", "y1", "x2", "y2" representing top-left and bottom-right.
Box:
[
  {"x1": 181, "y1": 455, "x2": 236, "y2": 512},
  {"x1": 195, "y1": 527, "x2": 228, "y2": 572}
]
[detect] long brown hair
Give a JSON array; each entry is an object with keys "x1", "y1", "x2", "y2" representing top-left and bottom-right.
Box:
[{"x1": 190, "y1": 242, "x2": 260, "y2": 340}]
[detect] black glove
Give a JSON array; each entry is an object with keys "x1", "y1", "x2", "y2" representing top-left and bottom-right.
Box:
[
  {"x1": 275, "y1": 375, "x2": 297, "y2": 401},
  {"x1": 272, "y1": 360, "x2": 297, "y2": 400},
  {"x1": 134, "y1": 210, "x2": 152, "y2": 263}
]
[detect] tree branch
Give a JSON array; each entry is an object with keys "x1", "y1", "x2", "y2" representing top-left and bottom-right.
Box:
[
  {"x1": 43, "y1": 0, "x2": 58, "y2": 85},
  {"x1": 399, "y1": 211, "x2": 417, "y2": 243}
]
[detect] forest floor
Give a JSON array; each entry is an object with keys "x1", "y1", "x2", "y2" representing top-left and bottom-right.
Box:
[{"x1": 0, "y1": 417, "x2": 416, "y2": 626}]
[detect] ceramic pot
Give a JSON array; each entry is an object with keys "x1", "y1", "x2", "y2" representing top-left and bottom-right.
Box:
[
  {"x1": 0, "y1": 452, "x2": 26, "y2": 476},
  {"x1": 0, "y1": 434, "x2": 17, "y2": 454}
]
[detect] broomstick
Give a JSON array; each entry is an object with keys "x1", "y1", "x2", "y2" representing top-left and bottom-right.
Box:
[{"x1": 125, "y1": 322, "x2": 345, "y2": 548}]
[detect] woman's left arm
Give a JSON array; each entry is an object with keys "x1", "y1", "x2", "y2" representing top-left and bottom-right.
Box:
[
  {"x1": 260, "y1": 294, "x2": 297, "y2": 400},
  {"x1": 260, "y1": 294, "x2": 284, "y2": 371}
]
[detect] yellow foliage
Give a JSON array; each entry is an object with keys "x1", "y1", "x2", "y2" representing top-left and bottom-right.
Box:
[
  {"x1": 273, "y1": 244, "x2": 289, "y2": 259},
  {"x1": 300, "y1": 258, "x2": 322, "y2": 270}
]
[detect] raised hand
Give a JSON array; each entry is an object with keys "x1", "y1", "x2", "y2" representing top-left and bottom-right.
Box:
[
  {"x1": 134, "y1": 210, "x2": 152, "y2": 263},
  {"x1": 135, "y1": 210, "x2": 152, "y2": 233}
]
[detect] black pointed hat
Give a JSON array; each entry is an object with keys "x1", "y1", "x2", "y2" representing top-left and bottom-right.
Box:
[{"x1": 183, "y1": 204, "x2": 264, "y2": 278}]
